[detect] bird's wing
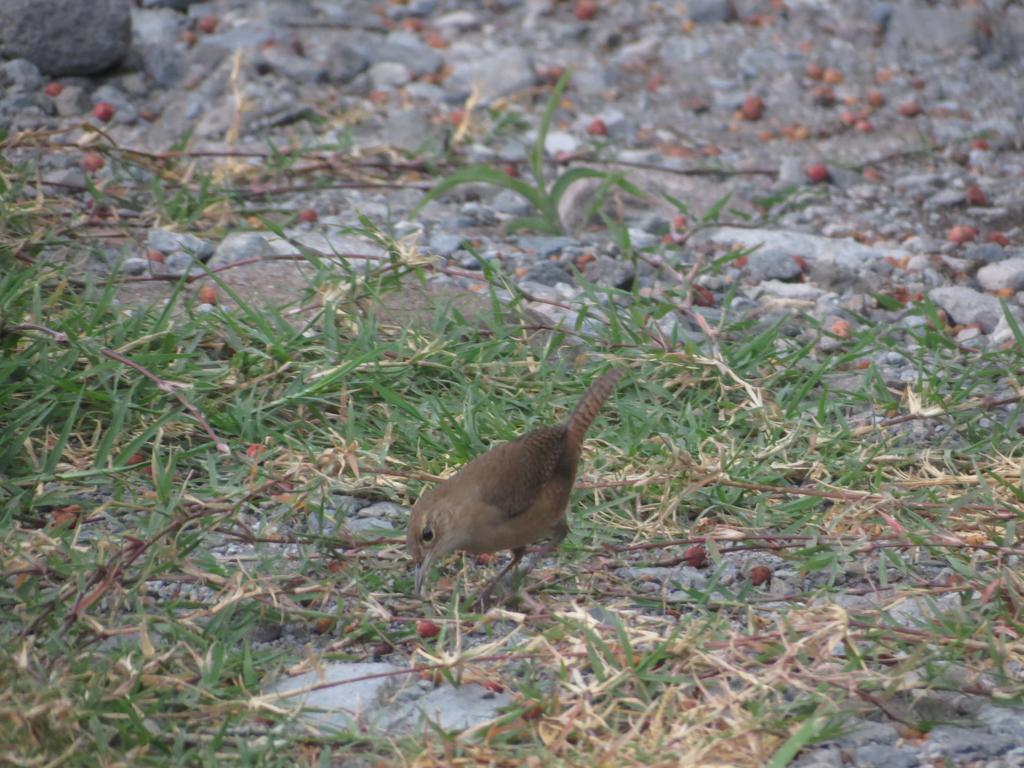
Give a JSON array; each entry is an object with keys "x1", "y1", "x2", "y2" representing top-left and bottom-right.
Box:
[{"x1": 481, "y1": 426, "x2": 568, "y2": 519}]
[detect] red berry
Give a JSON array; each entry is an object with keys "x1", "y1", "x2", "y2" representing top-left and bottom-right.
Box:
[
  {"x1": 198, "y1": 15, "x2": 218, "y2": 34},
  {"x1": 417, "y1": 620, "x2": 441, "y2": 638},
  {"x1": 198, "y1": 285, "x2": 218, "y2": 305},
  {"x1": 947, "y1": 225, "x2": 977, "y2": 245},
  {"x1": 81, "y1": 152, "x2": 104, "y2": 172},
  {"x1": 683, "y1": 544, "x2": 708, "y2": 569},
  {"x1": 740, "y1": 94, "x2": 764, "y2": 121},
  {"x1": 898, "y1": 100, "x2": 922, "y2": 118},
  {"x1": 805, "y1": 163, "x2": 830, "y2": 183},
  {"x1": 691, "y1": 285, "x2": 715, "y2": 307},
  {"x1": 586, "y1": 117, "x2": 607, "y2": 136},
  {"x1": 44, "y1": 82, "x2": 63, "y2": 97},
  {"x1": 750, "y1": 565, "x2": 773, "y2": 586},
  {"x1": 965, "y1": 184, "x2": 988, "y2": 207},
  {"x1": 574, "y1": 0, "x2": 598, "y2": 20},
  {"x1": 92, "y1": 102, "x2": 115, "y2": 122},
  {"x1": 297, "y1": 208, "x2": 318, "y2": 223}
]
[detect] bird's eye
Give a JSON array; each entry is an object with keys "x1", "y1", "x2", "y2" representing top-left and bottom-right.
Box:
[{"x1": 421, "y1": 526, "x2": 434, "y2": 543}]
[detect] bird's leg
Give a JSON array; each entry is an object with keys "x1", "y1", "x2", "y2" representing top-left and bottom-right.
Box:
[
  {"x1": 515, "y1": 520, "x2": 569, "y2": 580},
  {"x1": 473, "y1": 547, "x2": 525, "y2": 610}
]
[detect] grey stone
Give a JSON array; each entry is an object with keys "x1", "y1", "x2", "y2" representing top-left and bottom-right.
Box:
[
  {"x1": 268, "y1": 661, "x2": 510, "y2": 734},
  {"x1": 0, "y1": 93, "x2": 50, "y2": 131},
  {"x1": 387, "y1": 0, "x2": 437, "y2": 18},
  {"x1": 633, "y1": 214, "x2": 670, "y2": 235},
  {"x1": 583, "y1": 256, "x2": 634, "y2": 290},
  {"x1": 924, "y1": 188, "x2": 967, "y2": 209},
  {"x1": 356, "y1": 502, "x2": 405, "y2": 520},
  {"x1": 851, "y1": 744, "x2": 917, "y2": 768},
  {"x1": 435, "y1": 11, "x2": 481, "y2": 31},
  {"x1": 752, "y1": 281, "x2": 824, "y2": 301},
  {"x1": 929, "y1": 285, "x2": 1003, "y2": 332},
  {"x1": 544, "y1": 130, "x2": 579, "y2": 157},
  {"x1": 978, "y1": 703, "x2": 1024, "y2": 741},
  {"x1": 329, "y1": 495, "x2": 372, "y2": 517},
  {"x1": 616, "y1": 566, "x2": 709, "y2": 593},
  {"x1": 923, "y1": 725, "x2": 1017, "y2": 761},
  {"x1": 523, "y1": 261, "x2": 574, "y2": 287},
  {"x1": 892, "y1": 173, "x2": 943, "y2": 194},
  {"x1": 965, "y1": 243, "x2": 1007, "y2": 264},
  {"x1": 427, "y1": 233, "x2": 465, "y2": 258},
  {"x1": 887, "y1": 4, "x2": 980, "y2": 51},
  {"x1": 369, "y1": 61, "x2": 412, "y2": 89},
  {"x1": 516, "y1": 236, "x2": 576, "y2": 258},
  {"x1": 447, "y1": 47, "x2": 535, "y2": 105},
  {"x1": 746, "y1": 248, "x2": 803, "y2": 282},
  {"x1": 254, "y1": 48, "x2": 327, "y2": 84},
  {"x1": 626, "y1": 229, "x2": 658, "y2": 249},
  {"x1": 42, "y1": 168, "x2": 87, "y2": 189},
  {"x1": 325, "y1": 43, "x2": 368, "y2": 84},
  {"x1": 978, "y1": 258, "x2": 1024, "y2": 292},
  {"x1": 0, "y1": 0, "x2": 132, "y2": 76},
  {"x1": 140, "y1": 0, "x2": 191, "y2": 8},
  {"x1": 492, "y1": 189, "x2": 533, "y2": 216},
  {"x1": 208, "y1": 233, "x2": 276, "y2": 268},
  {"x1": 687, "y1": 0, "x2": 738, "y2": 24},
  {"x1": 120, "y1": 257, "x2": 150, "y2": 276},
  {"x1": 371, "y1": 31, "x2": 442, "y2": 77},
  {"x1": 706, "y1": 228, "x2": 898, "y2": 284},
  {"x1": 611, "y1": 35, "x2": 662, "y2": 67},
  {"x1": 343, "y1": 517, "x2": 395, "y2": 534},
  {"x1": 148, "y1": 229, "x2": 215, "y2": 261},
  {"x1": 381, "y1": 108, "x2": 438, "y2": 152},
  {"x1": 458, "y1": 203, "x2": 498, "y2": 227},
  {"x1": 0, "y1": 58, "x2": 43, "y2": 91},
  {"x1": 165, "y1": 251, "x2": 201, "y2": 276},
  {"x1": 836, "y1": 720, "x2": 899, "y2": 747},
  {"x1": 132, "y1": 7, "x2": 186, "y2": 86}
]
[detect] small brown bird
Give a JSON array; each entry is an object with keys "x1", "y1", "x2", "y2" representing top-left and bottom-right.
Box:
[{"x1": 407, "y1": 367, "x2": 625, "y2": 604}]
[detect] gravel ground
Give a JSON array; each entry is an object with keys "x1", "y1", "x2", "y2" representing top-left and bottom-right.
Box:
[{"x1": 4, "y1": 0, "x2": 1024, "y2": 764}]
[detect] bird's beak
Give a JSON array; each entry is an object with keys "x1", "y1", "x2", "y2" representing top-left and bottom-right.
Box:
[{"x1": 413, "y1": 551, "x2": 434, "y2": 596}]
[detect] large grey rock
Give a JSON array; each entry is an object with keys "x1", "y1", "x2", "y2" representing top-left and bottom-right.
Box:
[
  {"x1": 706, "y1": 227, "x2": 902, "y2": 292},
  {"x1": 0, "y1": 0, "x2": 132, "y2": 76},
  {"x1": 977, "y1": 258, "x2": 1024, "y2": 292},
  {"x1": 929, "y1": 286, "x2": 1003, "y2": 332},
  {"x1": 583, "y1": 256, "x2": 634, "y2": 290},
  {"x1": 139, "y1": 0, "x2": 191, "y2": 8},
  {"x1": 687, "y1": 0, "x2": 738, "y2": 24},
  {"x1": 745, "y1": 248, "x2": 803, "y2": 282},
  {"x1": 369, "y1": 31, "x2": 443, "y2": 77},
  {"x1": 209, "y1": 233, "x2": 277, "y2": 268},
  {"x1": 131, "y1": 7, "x2": 186, "y2": 86},
  {"x1": 268, "y1": 661, "x2": 511, "y2": 734},
  {"x1": 886, "y1": 4, "x2": 981, "y2": 51},
  {"x1": 446, "y1": 46, "x2": 535, "y2": 105},
  {"x1": 0, "y1": 59, "x2": 43, "y2": 92}
]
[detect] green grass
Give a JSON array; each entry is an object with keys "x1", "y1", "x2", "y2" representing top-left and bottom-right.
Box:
[{"x1": 1, "y1": 121, "x2": 1023, "y2": 767}]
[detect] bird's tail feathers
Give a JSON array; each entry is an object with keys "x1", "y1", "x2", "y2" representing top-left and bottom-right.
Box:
[{"x1": 566, "y1": 367, "x2": 625, "y2": 450}]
